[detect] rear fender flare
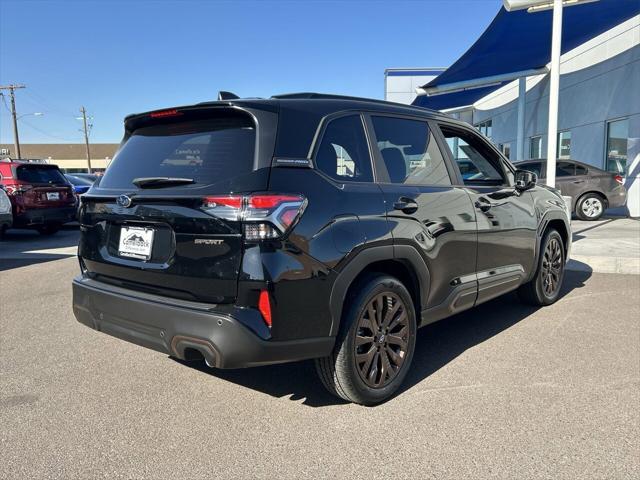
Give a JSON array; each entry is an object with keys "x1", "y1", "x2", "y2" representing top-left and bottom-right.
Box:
[{"x1": 328, "y1": 245, "x2": 430, "y2": 336}]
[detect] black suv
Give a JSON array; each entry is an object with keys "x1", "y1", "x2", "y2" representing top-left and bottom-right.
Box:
[{"x1": 72, "y1": 93, "x2": 571, "y2": 405}]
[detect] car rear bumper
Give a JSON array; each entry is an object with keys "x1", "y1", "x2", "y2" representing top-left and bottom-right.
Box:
[
  {"x1": 72, "y1": 275, "x2": 335, "y2": 368},
  {"x1": 607, "y1": 188, "x2": 627, "y2": 209},
  {"x1": 15, "y1": 206, "x2": 76, "y2": 226}
]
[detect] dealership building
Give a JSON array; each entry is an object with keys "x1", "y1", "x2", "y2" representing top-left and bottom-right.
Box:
[
  {"x1": 403, "y1": 0, "x2": 639, "y2": 216},
  {"x1": 0, "y1": 143, "x2": 117, "y2": 172}
]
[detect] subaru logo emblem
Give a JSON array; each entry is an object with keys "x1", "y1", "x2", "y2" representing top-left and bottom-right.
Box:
[{"x1": 116, "y1": 195, "x2": 133, "y2": 208}]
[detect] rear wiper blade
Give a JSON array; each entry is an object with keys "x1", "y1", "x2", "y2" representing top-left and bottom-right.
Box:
[{"x1": 132, "y1": 177, "x2": 195, "y2": 188}]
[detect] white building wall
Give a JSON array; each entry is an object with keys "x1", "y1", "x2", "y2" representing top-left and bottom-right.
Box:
[
  {"x1": 385, "y1": 69, "x2": 445, "y2": 105},
  {"x1": 468, "y1": 16, "x2": 640, "y2": 216}
]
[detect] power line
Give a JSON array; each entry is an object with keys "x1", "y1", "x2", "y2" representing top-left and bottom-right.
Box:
[{"x1": 19, "y1": 118, "x2": 81, "y2": 142}]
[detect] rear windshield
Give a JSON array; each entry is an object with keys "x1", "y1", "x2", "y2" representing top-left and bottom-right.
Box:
[
  {"x1": 17, "y1": 166, "x2": 67, "y2": 185},
  {"x1": 100, "y1": 113, "x2": 256, "y2": 189}
]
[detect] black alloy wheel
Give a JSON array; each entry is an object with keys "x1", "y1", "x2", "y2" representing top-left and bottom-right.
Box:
[
  {"x1": 354, "y1": 292, "x2": 409, "y2": 389},
  {"x1": 541, "y1": 236, "x2": 563, "y2": 298},
  {"x1": 517, "y1": 228, "x2": 565, "y2": 306},
  {"x1": 315, "y1": 274, "x2": 417, "y2": 405}
]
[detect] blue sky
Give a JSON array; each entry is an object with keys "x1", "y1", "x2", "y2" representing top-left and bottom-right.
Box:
[{"x1": 0, "y1": 0, "x2": 501, "y2": 144}]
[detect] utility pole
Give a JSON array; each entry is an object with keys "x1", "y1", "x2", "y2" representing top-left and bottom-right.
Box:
[
  {"x1": 0, "y1": 84, "x2": 26, "y2": 159},
  {"x1": 79, "y1": 106, "x2": 92, "y2": 173}
]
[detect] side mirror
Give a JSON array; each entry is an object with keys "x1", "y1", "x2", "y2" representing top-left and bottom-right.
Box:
[{"x1": 515, "y1": 169, "x2": 537, "y2": 191}]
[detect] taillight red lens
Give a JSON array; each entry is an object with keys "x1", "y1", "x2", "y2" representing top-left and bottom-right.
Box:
[
  {"x1": 202, "y1": 193, "x2": 306, "y2": 240},
  {"x1": 203, "y1": 195, "x2": 243, "y2": 209},
  {"x1": 614, "y1": 175, "x2": 624, "y2": 185},
  {"x1": 249, "y1": 195, "x2": 302, "y2": 209},
  {"x1": 258, "y1": 290, "x2": 272, "y2": 327}
]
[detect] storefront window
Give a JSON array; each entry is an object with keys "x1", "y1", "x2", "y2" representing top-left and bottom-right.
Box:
[
  {"x1": 557, "y1": 131, "x2": 571, "y2": 159},
  {"x1": 606, "y1": 118, "x2": 629, "y2": 174},
  {"x1": 475, "y1": 120, "x2": 492, "y2": 140},
  {"x1": 499, "y1": 143, "x2": 511, "y2": 159},
  {"x1": 530, "y1": 135, "x2": 542, "y2": 159}
]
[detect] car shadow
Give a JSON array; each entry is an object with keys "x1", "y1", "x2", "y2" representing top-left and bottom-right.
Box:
[
  {"x1": 0, "y1": 226, "x2": 79, "y2": 272},
  {"x1": 173, "y1": 269, "x2": 592, "y2": 408}
]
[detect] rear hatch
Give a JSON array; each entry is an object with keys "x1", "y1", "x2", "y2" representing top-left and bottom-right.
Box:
[
  {"x1": 14, "y1": 164, "x2": 75, "y2": 208},
  {"x1": 79, "y1": 106, "x2": 276, "y2": 303}
]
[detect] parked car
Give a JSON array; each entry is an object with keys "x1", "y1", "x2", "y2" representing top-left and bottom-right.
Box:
[
  {"x1": 65, "y1": 174, "x2": 93, "y2": 195},
  {"x1": 514, "y1": 159, "x2": 626, "y2": 220},
  {"x1": 0, "y1": 159, "x2": 76, "y2": 234},
  {"x1": 70, "y1": 172, "x2": 99, "y2": 183},
  {"x1": 72, "y1": 93, "x2": 571, "y2": 405},
  {"x1": 0, "y1": 185, "x2": 12, "y2": 236}
]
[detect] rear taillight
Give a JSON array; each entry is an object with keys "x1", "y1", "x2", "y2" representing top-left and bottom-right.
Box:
[
  {"x1": 614, "y1": 175, "x2": 624, "y2": 185},
  {"x1": 202, "y1": 193, "x2": 306, "y2": 240},
  {"x1": 3, "y1": 183, "x2": 31, "y2": 195}
]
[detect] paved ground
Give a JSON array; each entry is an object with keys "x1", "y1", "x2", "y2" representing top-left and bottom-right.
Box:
[
  {"x1": 569, "y1": 217, "x2": 640, "y2": 274},
  {"x1": 1, "y1": 228, "x2": 639, "y2": 479}
]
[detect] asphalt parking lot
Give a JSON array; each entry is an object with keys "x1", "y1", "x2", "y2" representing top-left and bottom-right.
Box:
[{"x1": 1, "y1": 226, "x2": 639, "y2": 479}]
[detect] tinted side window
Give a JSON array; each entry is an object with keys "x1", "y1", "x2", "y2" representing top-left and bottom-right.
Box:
[
  {"x1": 575, "y1": 164, "x2": 588, "y2": 175},
  {"x1": 556, "y1": 162, "x2": 575, "y2": 177},
  {"x1": 440, "y1": 126, "x2": 506, "y2": 185},
  {"x1": 314, "y1": 115, "x2": 373, "y2": 182},
  {"x1": 371, "y1": 116, "x2": 451, "y2": 185}
]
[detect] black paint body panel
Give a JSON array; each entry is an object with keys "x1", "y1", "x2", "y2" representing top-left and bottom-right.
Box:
[{"x1": 74, "y1": 95, "x2": 571, "y2": 367}]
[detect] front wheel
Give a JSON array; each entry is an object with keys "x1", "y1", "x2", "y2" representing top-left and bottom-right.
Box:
[
  {"x1": 518, "y1": 229, "x2": 565, "y2": 306},
  {"x1": 315, "y1": 274, "x2": 417, "y2": 405}
]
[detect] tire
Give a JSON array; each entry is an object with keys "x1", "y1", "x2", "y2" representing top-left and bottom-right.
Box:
[
  {"x1": 575, "y1": 193, "x2": 605, "y2": 221},
  {"x1": 315, "y1": 274, "x2": 417, "y2": 405},
  {"x1": 517, "y1": 229, "x2": 565, "y2": 306},
  {"x1": 37, "y1": 224, "x2": 61, "y2": 235}
]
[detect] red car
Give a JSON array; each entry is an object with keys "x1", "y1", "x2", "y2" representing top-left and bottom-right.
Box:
[{"x1": 0, "y1": 159, "x2": 77, "y2": 234}]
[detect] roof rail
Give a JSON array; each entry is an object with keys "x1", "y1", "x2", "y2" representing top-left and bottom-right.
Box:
[
  {"x1": 270, "y1": 92, "x2": 440, "y2": 112},
  {"x1": 271, "y1": 92, "x2": 394, "y2": 104}
]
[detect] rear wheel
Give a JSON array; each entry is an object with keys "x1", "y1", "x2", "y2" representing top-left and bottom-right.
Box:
[
  {"x1": 576, "y1": 193, "x2": 605, "y2": 221},
  {"x1": 315, "y1": 274, "x2": 417, "y2": 405},
  {"x1": 517, "y1": 229, "x2": 565, "y2": 306},
  {"x1": 37, "y1": 224, "x2": 61, "y2": 235}
]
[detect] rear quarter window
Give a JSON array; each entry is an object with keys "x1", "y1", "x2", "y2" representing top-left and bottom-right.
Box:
[{"x1": 100, "y1": 112, "x2": 256, "y2": 189}]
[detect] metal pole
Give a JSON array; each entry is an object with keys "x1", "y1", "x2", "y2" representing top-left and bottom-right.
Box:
[
  {"x1": 80, "y1": 106, "x2": 92, "y2": 173},
  {"x1": 9, "y1": 89, "x2": 21, "y2": 159},
  {"x1": 0, "y1": 84, "x2": 26, "y2": 159},
  {"x1": 545, "y1": 0, "x2": 563, "y2": 187},
  {"x1": 516, "y1": 77, "x2": 526, "y2": 160}
]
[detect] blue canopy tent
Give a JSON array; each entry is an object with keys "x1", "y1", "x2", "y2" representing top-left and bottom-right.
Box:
[{"x1": 413, "y1": 0, "x2": 639, "y2": 111}]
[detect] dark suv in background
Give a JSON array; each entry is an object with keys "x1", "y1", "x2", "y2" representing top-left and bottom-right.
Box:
[
  {"x1": 515, "y1": 159, "x2": 626, "y2": 220},
  {"x1": 72, "y1": 93, "x2": 571, "y2": 405}
]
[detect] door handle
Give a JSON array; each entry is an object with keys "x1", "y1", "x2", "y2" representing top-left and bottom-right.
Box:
[
  {"x1": 572, "y1": 180, "x2": 585, "y2": 184},
  {"x1": 393, "y1": 197, "x2": 418, "y2": 214},
  {"x1": 475, "y1": 198, "x2": 492, "y2": 212}
]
